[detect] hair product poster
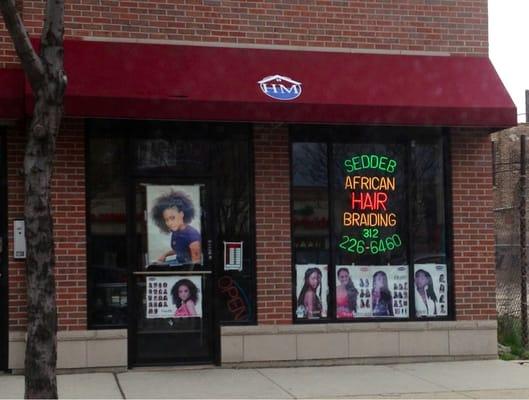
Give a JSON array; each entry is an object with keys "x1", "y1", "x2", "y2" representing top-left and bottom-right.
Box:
[
  {"x1": 414, "y1": 264, "x2": 448, "y2": 318},
  {"x1": 337, "y1": 265, "x2": 409, "y2": 318},
  {"x1": 295, "y1": 264, "x2": 328, "y2": 319},
  {"x1": 146, "y1": 275, "x2": 202, "y2": 319},
  {"x1": 146, "y1": 184, "x2": 202, "y2": 267}
]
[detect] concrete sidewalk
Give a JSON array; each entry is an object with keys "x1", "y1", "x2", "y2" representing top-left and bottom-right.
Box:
[{"x1": 2, "y1": 360, "x2": 529, "y2": 399}]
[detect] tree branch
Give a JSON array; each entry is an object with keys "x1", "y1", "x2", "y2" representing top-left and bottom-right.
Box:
[
  {"x1": 0, "y1": 0, "x2": 44, "y2": 93},
  {"x1": 40, "y1": 0, "x2": 66, "y2": 106},
  {"x1": 42, "y1": 0, "x2": 64, "y2": 48}
]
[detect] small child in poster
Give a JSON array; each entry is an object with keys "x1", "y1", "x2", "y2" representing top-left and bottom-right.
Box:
[{"x1": 147, "y1": 185, "x2": 202, "y2": 267}]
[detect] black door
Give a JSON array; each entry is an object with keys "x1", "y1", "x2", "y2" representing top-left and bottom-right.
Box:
[
  {"x1": 129, "y1": 180, "x2": 217, "y2": 366},
  {"x1": 0, "y1": 132, "x2": 7, "y2": 371}
]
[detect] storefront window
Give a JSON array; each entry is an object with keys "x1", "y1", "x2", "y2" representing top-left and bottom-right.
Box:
[
  {"x1": 292, "y1": 143, "x2": 329, "y2": 320},
  {"x1": 87, "y1": 137, "x2": 128, "y2": 328},
  {"x1": 212, "y1": 140, "x2": 254, "y2": 323},
  {"x1": 135, "y1": 137, "x2": 211, "y2": 175},
  {"x1": 333, "y1": 143, "x2": 409, "y2": 319},
  {"x1": 87, "y1": 122, "x2": 256, "y2": 328},
  {"x1": 412, "y1": 138, "x2": 448, "y2": 318},
  {"x1": 291, "y1": 127, "x2": 449, "y2": 322}
]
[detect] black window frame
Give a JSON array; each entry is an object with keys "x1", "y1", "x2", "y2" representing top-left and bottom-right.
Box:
[
  {"x1": 86, "y1": 120, "x2": 258, "y2": 329},
  {"x1": 289, "y1": 125, "x2": 454, "y2": 323},
  {"x1": 0, "y1": 131, "x2": 8, "y2": 371}
]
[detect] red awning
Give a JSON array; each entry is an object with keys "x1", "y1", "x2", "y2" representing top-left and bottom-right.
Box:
[
  {"x1": 0, "y1": 69, "x2": 24, "y2": 119},
  {"x1": 29, "y1": 40, "x2": 517, "y2": 127}
]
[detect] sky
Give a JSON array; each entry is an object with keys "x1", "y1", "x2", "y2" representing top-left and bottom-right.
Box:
[{"x1": 489, "y1": 0, "x2": 529, "y2": 123}]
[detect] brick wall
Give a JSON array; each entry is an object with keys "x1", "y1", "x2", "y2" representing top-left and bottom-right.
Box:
[
  {"x1": 0, "y1": 23, "x2": 17, "y2": 68},
  {"x1": 6, "y1": 123, "x2": 25, "y2": 330},
  {"x1": 1, "y1": 0, "x2": 488, "y2": 67},
  {"x1": 254, "y1": 127, "x2": 498, "y2": 324},
  {"x1": 254, "y1": 125, "x2": 292, "y2": 324},
  {"x1": 5, "y1": 119, "x2": 497, "y2": 329},
  {"x1": 8, "y1": 118, "x2": 87, "y2": 331},
  {"x1": 0, "y1": 0, "x2": 20, "y2": 68},
  {"x1": 451, "y1": 129, "x2": 496, "y2": 320},
  {"x1": 2, "y1": 2, "x2": 495, "y2": 329}
]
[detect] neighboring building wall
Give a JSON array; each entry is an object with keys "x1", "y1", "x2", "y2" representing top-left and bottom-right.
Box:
[
  {"x1": 451, "y1": 129, "x2": 496, "y2": 320},
  {"x1": 492, "y1": 125, "x2": 529, "y2": 331},
  {"x1": 491, "y1": 126, "x2": 526, "y2": 238},
  {"x1": 1, "y1": 0, "x2": 488, "y2": 68},
  {"x1": 7, "y1": 119, "x2": 87, "y2": 331}
]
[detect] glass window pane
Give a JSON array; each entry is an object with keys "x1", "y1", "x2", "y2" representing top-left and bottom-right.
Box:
[
  {"x1": 88, "y1": 137, "x2": 128, "y2": 327},
  {"x1": 292, "y1": 143, "x2": 330, "y2": 321},
  {"x1": 216, "y1": 274, "x2": 254, "y2": 322},
  {"x1": 332, "y1": 143, "x2": 408, "y2": 319},
  {"x1": 211, "y1": 139, "x2": 255, "y2": 324},
  {"x1": 88, "y1": 123, "x2": 256, "y2": 331},
  {"x1": 291, "y1": 131, "x2": 449, "y2": 323},
  {"x1": 292, "y1": 143, "x2": 329, "y2": 265},
  {"x1": 412, "y1": 137, "x2": 448, "y2": 318},
  {"x1": 135, "y1": 137, "x2": 211, "y2": 175},
  {"x1": 332, "y1": 144, "x2": 408, "y2": 265}
]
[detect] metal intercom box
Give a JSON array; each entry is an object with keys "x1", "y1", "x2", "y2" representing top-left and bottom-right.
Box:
[{"x1": 14, "y1": 219, "x2": 26, "y2": 259}]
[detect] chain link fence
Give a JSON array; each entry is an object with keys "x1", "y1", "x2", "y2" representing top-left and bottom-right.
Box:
[{"x1": 493, "y1": 127, "x2": 529, "y2": 353}]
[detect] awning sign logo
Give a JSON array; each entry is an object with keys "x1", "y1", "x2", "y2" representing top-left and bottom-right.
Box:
[{"x1": 258, "y1": 75, "x2": 302, "y2": 101}]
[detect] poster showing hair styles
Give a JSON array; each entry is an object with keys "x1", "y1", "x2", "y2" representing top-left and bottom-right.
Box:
[
  {"x1": 295, "y1": 265, "x2": 328, "y2": 319},
  {"x1": 146, "y1": 185, "x2": 202, "y2": 267},
  {"x1": 414, "y1": 264, "x2": 448, "y2": 318},
  {"x1": 337, "y1": 265, "x2": 408, "y2": 318},
  {"x1": 146, "y1": 275, "x2": 202, "y2": 319}
]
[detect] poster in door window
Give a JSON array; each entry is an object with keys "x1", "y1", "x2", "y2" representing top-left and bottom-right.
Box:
[
  {"x1": 295, "y1": 264, "x2": 328, "y2": 319},
  {"x1": 146, "y1": 185, "x2": 202, "y2": 267},
  {"x1": 336, "y1": 265, "x2": 408, "y2": 318},
  {"x1": 414, "y1": 264, "x2": 448, "y2": 318},
  {"x1": 146, "y1": 275, "x2": 203, "y2": 319}
]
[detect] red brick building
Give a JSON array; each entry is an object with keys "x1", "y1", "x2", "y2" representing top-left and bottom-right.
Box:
[{"x1": 0, "y1": 1, "x2": 516, "y2": 370}]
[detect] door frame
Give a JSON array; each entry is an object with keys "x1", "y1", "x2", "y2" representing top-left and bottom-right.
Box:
[
  {"x1": 0, "y1": 131, "x2": 8, "y2": 371},
  {"x1": 127, "y1": 176, "x2": 219, "y2": 367}
]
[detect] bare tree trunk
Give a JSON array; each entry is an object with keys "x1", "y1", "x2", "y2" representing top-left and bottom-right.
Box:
[
  {"x1": 23, "y1": 97, "x2": 62, "y2": 398},
  {"x1": 24, "y1": 16, "x2": 65, "y2": 398},
  {"x1": 0, "y1": 0, "x2": 66, "y2": 398}
]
